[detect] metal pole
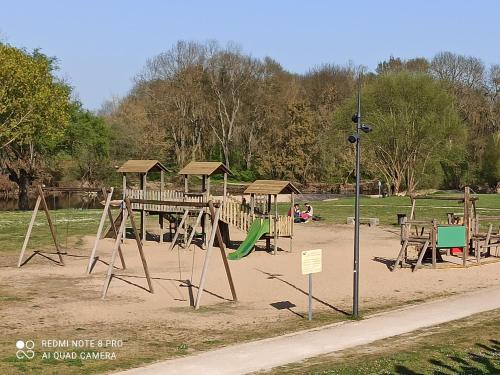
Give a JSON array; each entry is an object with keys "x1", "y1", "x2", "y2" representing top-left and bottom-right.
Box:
[
  {"x1": 353, "y1": 75, "x2": 361, "y2": 318},
  {"x1": 308, "y1": 273, "x2": 312, "y2": 321}
]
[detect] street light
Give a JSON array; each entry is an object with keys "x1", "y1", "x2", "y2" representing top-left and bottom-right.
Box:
[{"x1": 348, "y1": 74, "x2": 372, "y2": 318}]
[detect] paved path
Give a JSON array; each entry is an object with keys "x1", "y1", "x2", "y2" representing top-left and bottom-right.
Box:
[{"x1": 115, "y1": 287, "x2": 500, "y2": 375}]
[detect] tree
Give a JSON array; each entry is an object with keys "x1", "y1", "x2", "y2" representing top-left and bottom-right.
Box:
[
  {"x1": 333, "y1": 72, "x2": 466, "y2": 194},
  {"x1": 258, "y1": 102, "x2": 318, "y2": 182},
  {"x1": 205, "y1": 43, "x2": 261, "y2": 168},
  {"x1": 376, "y1": 56, "x2": 429, "y2": 75},
  {"x1": 0, "y1": 44, "x2": 71, "y2": 209},
  {"x1": 479, "y1": 134, "x2": 500, "y2": 190},
  {"x1": 134, "y1": 41, "x2": 210, "y2": 168},
  {"x1": 60, "y1": 104, "x2": 111, "y2": 185}
]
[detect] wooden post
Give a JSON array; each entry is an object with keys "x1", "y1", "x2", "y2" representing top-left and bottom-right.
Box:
[
  {"x1": 290, "y1": 192, "x2": 294, "y2": 252},
  {"x1": 463, "y1": 187, "x2": 470, "y2": 267},
  {"x1": 223, "y1": 172, "x2": 227, "y2": 205},
  {"x1": 392, "y1": 239, "x2": 408, "y2": 271},
  {"x1": 107, "y1": 206, "x2": 126, "y2": 270},
  {"x1": 207, "y1": 176, "x2": 211, "y2": 199},
  {"x1": 414, "y1": 240, "x2": 430, "y2": 272},
  {"x1": 160, "y1": 170, "x2": 164, "y2": 195},
  {"x1": 410, "y1": 197, "x2": 416, "y2": 220},
  {"x1": 159, "y1": 170, "x2": 164, "y2": 244},
  {"x1": 274, "y1": 194, "x2": 278, "y2": 255},
  {"x1": 141, "y1": 173, "x2": 147, "y2": 241},
  {"x1": 184, "y1": 175, "x2": 188, "y2": 193},
  {"x1": 169, "y1": 210, "x2": 190, "y2": 250},
  {"x1": 38, "y1": 185, "x2": 64, "y2": 265},
  {"x1": 195, "y1": 202, "x2": 237, "y2": 309},
  {"x1": 125, "y1": 198, "x2": 154, "y2": 293},
  {"x1": 122, "y1": 174, "x2": 126, "y2": 200},
  {"x1": 185, "y1": 209, "x2": 204, "y2": 248},
  {"x1": 431, "y1": 220, "x2": 437, "y2": 269},
  {"x1": 195, "y1": 206, "x2": 220, "y2": 310},
  {"x1": 87, "y1": 187, "x2": 114, "y2": 274},
  {"x1": 202, "y1": 175, "x2": 207, "y2": 248},
  {"x1": 102, "y1": 208, "x2": 128, "y2": 299},
  {"x1": 266, "y1": 194, "x2": 271, "y2": 252},
  {"x1": 18, "y1": 195, "x2": 42, "y2": 267},
  {"x1": 250, "y1": 193, "x2": 255, "y2": 220}
]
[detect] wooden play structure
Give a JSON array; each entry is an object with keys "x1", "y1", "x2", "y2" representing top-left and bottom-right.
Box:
[
  {"x1": 118, "y1": 159, "x2": 171, "y2": 241},
  {"x1": 18, "y1": 185, "x2": 109, "y2": 268},
  {"x1": 393, "y1": 187, "x2": 500, "y2": 271},
  {"x1": 120, "y1": 160, "x2": 234, "y2": 245},
  {"x1": 226, "y1": 180, "x2": 300, "y2": 259},
  {"x1": 118, "y1": 160, "x2": 299, "y2": 255},
  {"x1": 17, "y1": 161, "x2": 302, "y2": 309},
  {"x1": 101, "y1": 197, "x2": 237, "y2": 309}
]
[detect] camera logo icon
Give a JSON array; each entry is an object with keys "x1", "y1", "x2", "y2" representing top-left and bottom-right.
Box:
[{"x1": 16, "y1": 340, "x2": 35, "y2": 360}]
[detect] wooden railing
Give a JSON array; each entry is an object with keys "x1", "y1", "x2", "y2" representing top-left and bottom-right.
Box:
[
  {"x1": 125, "y1": 188, "x2": 204, "y2": 212},
  {"x1": 269, "y1": 214, "x2": 293, "y2": 237},
  {"x1": 220, "y1": 198, "x2": 252, "y2": 232},
  {"x1": 124, "y1": 188, "x2": 293, "y2": 236}
]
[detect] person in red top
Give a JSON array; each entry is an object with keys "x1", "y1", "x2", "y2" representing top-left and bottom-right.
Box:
[{"x1": 301, "y1": 203, "x2": 313, "y2": 222}]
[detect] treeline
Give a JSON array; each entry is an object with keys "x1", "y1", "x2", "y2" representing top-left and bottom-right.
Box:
[
  {"x1": 1, "y1": 41, "x2": 499, "y2": 209},
  {"x1": 0, "y1": 43, "x2": 111, "y2": 208},
  {"x1": 104, "y1": 41, "x2": 499, "y2": 193}
]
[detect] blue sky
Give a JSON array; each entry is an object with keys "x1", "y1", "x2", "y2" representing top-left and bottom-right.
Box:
[{"x1": 1, "y1": 0, "x2": 499, "y2": 110}]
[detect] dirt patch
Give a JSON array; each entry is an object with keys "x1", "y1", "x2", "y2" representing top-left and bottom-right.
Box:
[{"x1": 1, "y1": 222, "x2": 500, "y2": 374}]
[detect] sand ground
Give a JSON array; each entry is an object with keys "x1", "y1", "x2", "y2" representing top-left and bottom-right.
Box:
[{"x1": 1, "y1": 221, "x2": 500, "y2": 333}]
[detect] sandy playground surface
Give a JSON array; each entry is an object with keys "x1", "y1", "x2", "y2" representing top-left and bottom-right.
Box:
[{"x1": 1, "y1": 221, "x2": 500, "y2": 333}]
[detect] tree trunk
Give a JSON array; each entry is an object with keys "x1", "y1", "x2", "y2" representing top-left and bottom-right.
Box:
[{"x1": 18, "y1": 171, "x2": 31, "y2": 210}]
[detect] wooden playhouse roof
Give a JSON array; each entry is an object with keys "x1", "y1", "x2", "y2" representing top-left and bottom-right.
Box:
[
  {"x1": 178, "y1": 161, "x2": 232, "y2": 176},
  {"x1": 244, "y1": 180, "x2": 300, "y2": 195},
  {"x1": 117, "y1": 160, "x2": 170, "y2": 174}
]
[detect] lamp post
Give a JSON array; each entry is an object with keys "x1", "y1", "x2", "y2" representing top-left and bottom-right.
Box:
[{"x1": 348, "y1": 74, "x2": 371, "y2": 318}]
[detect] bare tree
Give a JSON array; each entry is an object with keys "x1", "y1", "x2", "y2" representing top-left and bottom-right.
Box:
[
  {"x1": 430, "y1": 52, "x2": 485, "y2": 89},
  {"x1": 205, "y1": 44, "x2": 261, "y2": 168}
]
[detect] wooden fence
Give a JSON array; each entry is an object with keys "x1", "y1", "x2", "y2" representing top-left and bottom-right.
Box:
[{"x1": 124, "y1": 188, "x2": 292, "y2": 236}]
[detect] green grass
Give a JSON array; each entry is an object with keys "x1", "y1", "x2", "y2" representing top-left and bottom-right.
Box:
[
  {"x1": 1, "y1": 193, "x2": 499, "y2": 254},
  {"x1": 280, "y1": 194, "x2": 500, "y2": 227},
  {"x1": 0, "y1": 209, "x2": 104, "y2": 253},
  {"x1": 264, "y1": 310, "x2": 500, "y2": 374}
]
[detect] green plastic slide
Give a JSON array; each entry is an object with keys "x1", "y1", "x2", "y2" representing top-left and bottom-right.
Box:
[{"x1": 227, "y1": 219, "x2": 270, "y2": 260}]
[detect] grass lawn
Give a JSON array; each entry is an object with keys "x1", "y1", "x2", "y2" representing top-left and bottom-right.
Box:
[
  {"x1": 264, "y1": 309, "x2": 500, "y2": 375},
  {"x1": 0, "y1": 208, "x2": 104, "y2": 253},
  {"x1": 1, "y1": 194, "x2": 499, "y2": 374},
  {"x1": 280, "y1": 194, "x2": 500, "y2": 228},
  {"x1": 1, "y1": 193, "x2": 499, "y2": 254}
]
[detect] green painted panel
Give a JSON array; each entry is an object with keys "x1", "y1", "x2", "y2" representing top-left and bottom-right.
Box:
[{"x1": 437, "y1": 226, "x2": 466, "y2": 248}]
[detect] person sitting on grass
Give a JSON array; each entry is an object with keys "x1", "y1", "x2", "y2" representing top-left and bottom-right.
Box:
[
  {"x1": 288, "y1": 203, "x2": 302, "y2": 222},
  {"x1": 301, "y1": 203, "x2": 314, "y2": 222}
]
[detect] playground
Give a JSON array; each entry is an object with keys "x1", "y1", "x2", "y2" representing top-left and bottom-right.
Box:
[
  {"x1": 1, "y1": 186, "x2": 500, "y2": 374},
  {"x1": 0, "y1": 161, "x2": 499, "y2": 374}
]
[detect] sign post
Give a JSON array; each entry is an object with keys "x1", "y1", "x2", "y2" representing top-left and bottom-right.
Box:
[{"x1": 301, "y1": 249, "x2": 322, "y2": 321}]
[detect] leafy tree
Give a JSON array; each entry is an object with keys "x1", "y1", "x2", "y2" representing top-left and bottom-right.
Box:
[
  {"x1": 258, "y1": 102, "x2": 318, "y2": 183},
  {"x1": 332, "y1": 72, "x2": 466, "y2": 194},
  {"x1": 59, "y1": 104, "x2": 111, "y2": 185},
  {"x1": 376, "y1": 56, "x2": 429, "y2": 75},
  {"x1": 0, "y1": 44, "x2": 71, "y2": 209},
  {"x1": 479, "y1": 135, "x2": 500, "y2": 189}
]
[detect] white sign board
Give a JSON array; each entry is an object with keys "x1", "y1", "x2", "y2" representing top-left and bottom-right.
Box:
[{"x1": 301, "y1": 249, "x2": 322, "y2": 275}]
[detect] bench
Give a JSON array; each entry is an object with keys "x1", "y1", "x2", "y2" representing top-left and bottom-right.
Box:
[{"x1": 346, "y1": 217, "x2": 379, "y2": 227}]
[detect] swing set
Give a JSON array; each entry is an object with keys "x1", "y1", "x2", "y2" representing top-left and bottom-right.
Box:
[
  {"x1": 97, "y1": 197, "x2": 237, "y2": 309},
  {"x1": 17, "y1": 185, "x2": 109, "y2": 267}
]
